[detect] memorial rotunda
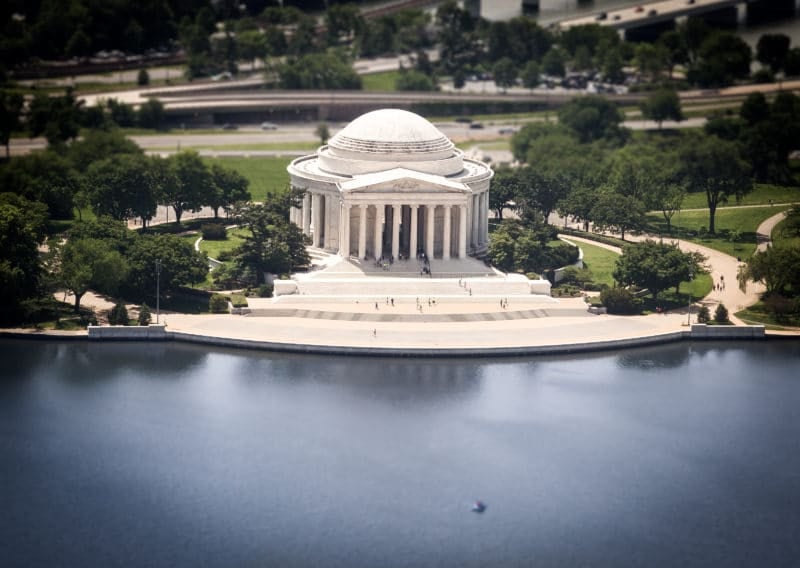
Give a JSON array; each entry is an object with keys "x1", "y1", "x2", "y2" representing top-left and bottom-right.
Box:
[{"x1": 287, "y1": 109, "x2": 493, "y2": 261}]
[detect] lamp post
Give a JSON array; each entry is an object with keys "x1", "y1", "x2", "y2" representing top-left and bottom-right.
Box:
[
  {"x1": 687, "y1": 270, "x2": 694, "y2": 326},
  {"x1": 155, "y1": 259, "x2": 162, "y2": 324}
]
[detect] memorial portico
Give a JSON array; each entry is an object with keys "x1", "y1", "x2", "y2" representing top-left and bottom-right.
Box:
[{"x1": 288, "y1": 109, "x2": 493, "y2": 261}]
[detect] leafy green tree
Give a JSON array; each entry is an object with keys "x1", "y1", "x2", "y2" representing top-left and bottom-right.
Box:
[
  {"x1": 315, "y1": 123, "x2": 330, "y2": 145},
  {"x1": 27, "y1": 89, "x2": 84, "y2": 147},
  {"x1": 0, "y1": 151, "x2": 79, "y2": 219},
  {"x1": 739, "y1": 92, "x2": 770, "y2": 125},
  {"x1": 516, "y1": 167, "x2": 569, "y2": 225},
  {"x1": 714, "y1": 303, "x2": 730, "y2": 324},
  {"x1": 613, "y1": 240, "x2": 698, "y2": 301},
  {"x1": 689, "y1": 32, "x2": 752, "y2": 87},
  {"x1": 600, "y1": 287, "x2": 641, "y2": 315},
  {"x1": 679, "y1": 133, "x2": 753, "y2": 234},
  {"x1": 138, "y1": 98, "x2": 165, "y2": 130},
  {"x1": 520, "y1": 61, "x2": 540, "y2": 92},
  {"x1": 756, "y1": 34, "x2": 791, "y2": 74},
  {"x1": 208, "y1": 163, "x2": 250, "y2": 219},
  {"x1": 326, "y1": 4, "x2": 364, "y2": 46},
  {"x1": 0, "y1": 91, "x2": 24, "y2": 160},
  {"x1": 738, "y1": 245, "x2": 800, "y2": 295},
  {"x1": 640, "y1": 89, "x2": 683, "y2": 129},
  {"x1": 541, "y1": 47, "x2": 566, "y2": 77},
  {"x1": 58, "y1": 238, "x2": 128, "y2": 312},
  {"x1": 572, "y1": 45, "x2": 593, "y2": 71},
  {"x1": 785, "y1": 47, "x2": 800, "y2": 76},
  {"x1": 138, "y1": 303, "x2": 152, "y2": 326},
  {"x1": 492, "y1": 57, "x2": 517, "y2": 93},
  {"x1": 238, "y1": 29, "x2": 267, "y2": 71},
  {"x1": 67, "y1": 129, "x2": 142, "y2": 173},
  {"x1": 137, "y1": 69, "x2": 150, "y2": 87},
  {"x1": 395, "y1": 69, "x2": 437, "y2": 91},
  {"x1": 108, "y1": 301, "x2": 130, "y2": 325},
  {"x1": 162, "y1": 151, "x2": 214, "y2": 225},
  {"x1": 85, "y1": 154, "x2": 158, "y2": 225},
  {"x1": 124, "y1": 234, "x2": 209, "y2": 299},
  {"x1": 435, "y1": 0, "x2": 479, "y2": 75},
  {"x1": 634, "y1": 43, "x2": 667, "y2": 82},
  {"x1": 106, "y1": 98, "x2": 137, "y2": 128},
  {"x1": 590, "y1": 192, "x2": 647, "y2": 241},
  {"x1": 559, "y1": 24, "x2": 620, "y2": 60},
  {"x1": 489, "y1": 167, "x2": 522, "y2": 221},
  {"x1": 279, "y1": 52, "x2": 362, "y2": 89},
  {"x1": 558, "y1": 95, "x2": 625, "y2": 143},
  {"x1": 658, "y1": 29, "x2": 688, "y2": 78},
  {"x1": 601, "y1": 47, "x2": 625, "y2": 84},
  {"x1": 0, "y1": 196, "x2": 46, "y2": 324},
  {"x1": 287, "y1": 15, "x2": 319, "y2": 56}
]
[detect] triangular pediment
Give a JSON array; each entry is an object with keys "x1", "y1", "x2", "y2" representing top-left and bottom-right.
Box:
[{"x1": 338, "y1": 168, "x2": 470, "y2": 194}]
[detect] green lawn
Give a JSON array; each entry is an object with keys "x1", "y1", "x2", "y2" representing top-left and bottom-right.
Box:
[
  {"x1": 647, "y1": 205, "x2": 792, "y2": 257},
  {"x1": 574, "y1": 240, "x2": 619, "y2": 288},
  {"x1": 201, "y1": 156, "x2": 291, "y2": 201},
  {"x1": 151, "y1": 142, "x2": 317, "y2": 152},
  {"x1": 197, "y1": 228, "x2": 249, "y2": 258},
  {"x1": 681, "y1": 184, "x2": 800, "y2": 209},
  {"x1": 361, "y1": 70, "x2": 400, "y2": 91}
]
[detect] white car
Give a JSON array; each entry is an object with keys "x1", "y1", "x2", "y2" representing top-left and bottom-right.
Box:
[{"x1": 261, "y1": 122, "x2": 278, "y2": 130}]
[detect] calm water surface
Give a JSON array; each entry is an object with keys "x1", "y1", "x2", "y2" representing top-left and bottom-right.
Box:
[{"x1": 2, "y1": 339, "x2": 800, "y2": 567}]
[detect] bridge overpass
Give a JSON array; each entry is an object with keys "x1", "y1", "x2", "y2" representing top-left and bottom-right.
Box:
[{"x1": 557, "y1": 0, "x2": 799, "y2": 40}]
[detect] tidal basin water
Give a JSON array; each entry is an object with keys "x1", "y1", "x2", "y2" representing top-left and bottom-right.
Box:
[{"x1": 2, "y1": 339, "x2": 799, "y2": 567}]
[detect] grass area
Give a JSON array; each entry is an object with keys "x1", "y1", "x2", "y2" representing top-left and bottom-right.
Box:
[
  {"x1": 681, "y1": 185, "x2": 800, "y2": 209},
  {"x1": 361, "y1": 70, "x2": 400, "y2": 91},
  {"x1": 647, "y1": 205, "x2": 792, "y2": 258},
  {"x1": 201, "y1": 156, "x2": 291, "y2": 201},
  {"x1": 638, "y1": 272, "x2": 713, "y2": 313},
  {"x1": 574, "y1": 240, "x2": 619, "y2": 288},
  {"x1": 197, "y1": 228, "x2": 249, "y2": 258},
  {"x1": 736, "y1": 302, "x2": 800, "y2": 329},
  {"x1": 149, "y1": 142, "x2": 317, "y2": 152}
]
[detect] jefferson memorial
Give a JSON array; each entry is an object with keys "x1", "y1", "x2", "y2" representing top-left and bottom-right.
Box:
[{"x1": 288, "y1": 109, "x2": 493, "y2": 261}]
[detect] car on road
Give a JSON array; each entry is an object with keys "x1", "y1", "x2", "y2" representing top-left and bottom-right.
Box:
[
  {"x1": 211, "y1": 71, "x2": 233, "y2": 81},
  {"x1": 260, "y1": 122, "x2": 278, "y2": 130},
  {"x1": 469, "y1": 123, "x2": 484, "y2": 129},
  {"x1": 222, "y1": 123, "x2": 238, "y2": 130}
]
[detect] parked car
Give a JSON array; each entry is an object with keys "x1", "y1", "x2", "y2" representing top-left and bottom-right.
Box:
[
  {"x1": 211, "y1": 71, "x2": 233, "y2": 81},
  {"x1": 596, "y1": 12, "x2": 607, "y2": 20},
  {"x1": 469, "y1": 123, "x2": 484, "y2": 129},
  {"x1": 260, "y1": 122, "x2": 278, "y2": 130}
]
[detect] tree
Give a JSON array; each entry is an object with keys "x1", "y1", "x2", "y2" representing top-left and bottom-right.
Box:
[
  {"x1": 601, "y1": 47, "x2": 625, "y2": 84},
  {"x1": 756, "y1": 34, "x2": 791, "y2": 74},
  {"x1": 325, "y1": 4, "x2": 364, "y2": 46},
  {"x1": 0, "y1": 197, "x2": 46, "y2": 324},
  {"x1": 162, "y1": 151, "x2": 213, "y2": 225},
  {"x1": 558, "y1": 95, "x2": 625, "y2": 143},
  {"x1": 541, "y1": 47, "x2": 566, "y2": 77},
  {"x1": 124, "y1": 234, "x2": 209, "y2": 299},
  {"x1": 238, "y1": 29, "x2": 267, "y2": 71},
  {"x1": 590, "y1": 192, "x2": 647, "y2": 241},
  {"x1": 108, "y1": 301, "x2": 130, "y2": 325},
  {"x1": 492, "y1": 57, "x2": 517, "y2": 93},
  {"x1": 435, "y1": 0, "x2": 480, "y2": 75},
  {"x1": 658, "y1": 29, "x2": 688, "y2": 78},
  {"x1": 137, "y1": 69, "x2": 150, "y2": 86},
  {"x1": 209, "y1": 163, "x2": 250, "y2": 219},
  {"x1": 785, "y1": 47, "x2": 800, "y2": 76},
  {"x1": 0, "y1": 91, "x2": 24, "y2": 160},
  {"x1": 315, "y1": 123, "x2": 330, "y2": 145},
  {"x1": 395, "y1": 69, "x2": 437, "y2": 91},
  {"x1": 689, "y1": 32, "x2": 752, "y2": 87},
  {"x1": 67, "y1": 129, "x2": 143, "y2": 173},
  {"x1": 106, "y1": 98, "x2": 137, "y2": 128},
  {"x1": 679, "y1": 134, "x2": 753, "y2": 234},
  {"x1": 27, "y1": 89, "x2": 84, "y2": 147},
  {"x1": 634, "y1": 43, "x2": 667, "y2": 82},
  {"x1": 85, "y1": 154, "x2": 159, "y2": 225},
  {"x1": 613, "y1": 240, "x2": 699, "y2": 301},
  {"x1": 0, "y1": 151, "x2": 79, "y2": 219},
  {"x1": 138, "y1": 303, "x2": 152, "y2": 326},
  {"x1": 489, "y1": 167, "x2": 521, "y2": 221},
  {"x1": 520, "y1": 61, "x2": 540, "y2": 92},
  {"x1": 516, "y1": 167, "x2": 569, "y2": 225},
  {"x1": 138, "y1": 98, "x2": 165, "y2": 130},
  {"x1": 640, "y1": 89, "x2": 683, "y2": 129},
  {"x1": 738, "y1": 245, "x2": 800, "y2": 295},
  {"x1": 278, "y1": 52, "x2": 362, "y2": 90},
  {"x1": 58, "y1": 238, "x2": 128, "y2": 312}
]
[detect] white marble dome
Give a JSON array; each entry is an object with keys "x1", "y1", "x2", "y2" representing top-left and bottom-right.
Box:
[{"x1": 317, "y1": 109, "x2": 465, "y2": 177}]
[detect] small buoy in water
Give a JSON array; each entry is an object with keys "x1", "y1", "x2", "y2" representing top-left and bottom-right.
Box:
[{"x1": 472, "y1": 500, "x2": 487, "y2": 513}]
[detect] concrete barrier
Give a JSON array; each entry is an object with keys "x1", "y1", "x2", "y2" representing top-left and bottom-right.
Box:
[
  {"x1": 88, "y1": 324, "x2": 168, "y2": 340},
  {"x1": 690, "y1": 324, "x2": 765, "y2": 339}
]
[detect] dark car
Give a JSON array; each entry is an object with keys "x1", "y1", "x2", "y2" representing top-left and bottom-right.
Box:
[
  {"x1": 222, "y1": 123, "x2": 238, "y2": 130},
  {"x1": 469, "y1": 123, "x2": 484, "y2": 129},
  {"x1": 596, "y1": 11, "x2": 607, "y2": 20}
]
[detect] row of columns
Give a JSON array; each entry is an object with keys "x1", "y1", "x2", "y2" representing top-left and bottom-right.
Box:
[{"x1": 290, "y1": 190, "x2": 489, "y2": 260}]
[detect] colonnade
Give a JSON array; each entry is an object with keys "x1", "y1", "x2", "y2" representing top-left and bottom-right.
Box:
[{"x1": 289, "y1": 190, "x2": 490, "y2": 261}]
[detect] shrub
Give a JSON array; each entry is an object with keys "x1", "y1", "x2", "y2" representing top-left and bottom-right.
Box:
[
  {"x1": 137, "y1": 69, "x2": 150, "y2": 86},
  {"x1": 201, "y1": 223, "x2": 227, "y2": 240},
  {"x1": 108, "y1": 301, "x2": 129, "y2": 325},
  {"x1": 697, "y1": 305, "x2": 711, "y2": 323},
  {"x1": 257, "y1": 284, "x2": 273, "y2": 298},
  {"x1": 229, "y1": 294, "x2": 248, "y2": 307},
  {"x1": 600, "y1": 287, "x2": 642, "y2": 315},
  {"x1": 714, "y1": 303, "x2": 730, "y2": 324},
  {"x1": 217, "y1": 250, "x2": 233, "y2": 262},
  {"x1": 138, "y1": 303, "x2": 152, "y2": 326},
  {"x1": 209, "y1": 294, "x2": 230, "y2": 313}
]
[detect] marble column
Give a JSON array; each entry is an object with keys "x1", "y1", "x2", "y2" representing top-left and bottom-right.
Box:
[
  {"x1": 409, "y1": 205, "x2": 418, "y2": 259},
  {"x1": 312, "y1": 193, "x2": 322, "y2": 247},
  {"x1": 340, "y1": 203, "x2": 350, "y2": 257},
  {"x1": 391, "y1": 204, "x2": 401, "y2": 261},
  {"x1": 374, "y1": 204, "x2": 383, "y2": 259},
  {"x1": 471, "y1": 194, "x2": 479, "y2": 248},
  {"x1": 480, "y1": 191, "x2": 487, "y2": 246},
  {"x1": 458, "y1": 204, "x2": 467, "y2": 259},
  {"x1": 302, "y1": 194, "x2": 311, "y2": 236},
  {"x1": 358, "y1": 204, "x2": 367, "y2": 260},
  {"x1": 443, "y1": 205, "x2": 452, "y2": 260},
  {"x1": 426, "y1": 204, "x2": 435, "y2": 258}
]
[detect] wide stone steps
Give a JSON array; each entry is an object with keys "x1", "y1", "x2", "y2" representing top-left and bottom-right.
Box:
[{"x1": 292, "y1": 277, "x2": 533, "y2": 297}]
